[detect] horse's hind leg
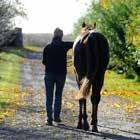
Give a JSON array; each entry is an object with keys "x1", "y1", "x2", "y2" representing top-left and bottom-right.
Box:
[
  {"x1": 91, "y1": 76, "x2": 104, "y2": 132},
  {"x1": 77, "y1": 99, "x2": 83, "y2": 129},
  {"x1": 83, "y1": 99, "x2": 89, "y2": 130},
  {"x1": 77, "y1": 99, "x2": 89, "y2": 131},
  {"x1": 91, "y1": 102, "x2": 99, "y2": 132}
]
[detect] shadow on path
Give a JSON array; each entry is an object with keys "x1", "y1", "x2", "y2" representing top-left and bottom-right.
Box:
[
  {"x1": 55, "y1": 124, "x2": 140, "y2": 140},
  {"x1": 98, "y1": 125, "x2": 140, "y2": 136},
  {"x1": 0, "y1": 124, "x2": 139, "y2": 140}
]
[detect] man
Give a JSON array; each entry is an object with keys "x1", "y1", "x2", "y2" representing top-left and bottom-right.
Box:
[{"x1": 42, "y1": 28, "x2": 73, "y2": 125}]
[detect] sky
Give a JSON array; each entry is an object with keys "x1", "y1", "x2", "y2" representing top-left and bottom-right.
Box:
[{"x1": 16, "y1": 0, "x2": 91, "y2": 34}]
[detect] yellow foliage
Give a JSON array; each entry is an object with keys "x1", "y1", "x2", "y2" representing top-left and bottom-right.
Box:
[
  {"x1": 102, "y1": 90, "x2": 140, "y2": 97},
  {"x1": 66, "y1": 102, "x2": 74, "y2": 109},
  {"x1": 134, "y1": 32, "x2": 140, "y2": 47},
  {"x1": 112, "y1": 101, "x2": 137, "y2": 113},
  {"x1": 123, "y1": 104, "x2": 137, "y2": 112},
  {"x1": 0, "y1": 87, "x2": 27, "y2": 124},
  {"x1": 113, "y1": 103, "x2": 121, "y2": 108},
  {"x1": 100, "y1": 0, "x2": 110, "y2": 9}
]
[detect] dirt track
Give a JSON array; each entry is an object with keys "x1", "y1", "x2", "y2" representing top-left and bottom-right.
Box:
[{"x1": 0, "y1": 48, "x2": 139, "y2": 140}]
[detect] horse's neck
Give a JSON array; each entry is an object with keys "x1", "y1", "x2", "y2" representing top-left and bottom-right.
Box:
[
  {"x1": 89, "y1": 29, "x2": 96, "y2": 33},
  {"x1": 73, "y1": 35, "x2": 81, "y2": 51},
  {"x1": 73, "y1": 29, "x2": 96, "y2": 52}
]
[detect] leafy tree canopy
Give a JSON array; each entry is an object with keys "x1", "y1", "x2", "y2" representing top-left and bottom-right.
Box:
[{"x1": 73, "y1": 0, "x2": 140, "y2": 79}]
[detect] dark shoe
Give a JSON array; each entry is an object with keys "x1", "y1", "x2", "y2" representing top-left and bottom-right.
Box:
[
  {"x1": 46, "y1": 120, "x2": 53, "y2": 126},
  {"x1": 54, "y1": 118, "x2": 61, "y2": 123},
  {"x1": 92, "y1": 125, "x2": 98, "y2": 132}
]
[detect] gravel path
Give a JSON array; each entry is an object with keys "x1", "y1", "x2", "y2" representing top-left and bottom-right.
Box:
[{"x1": 0, "y1": 49, "x2": 139, "y2": 140}]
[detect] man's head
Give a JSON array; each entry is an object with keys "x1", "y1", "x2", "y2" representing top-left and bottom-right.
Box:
[{"x1": 53, "y1": 28, "x2": 63, "y2": 39}]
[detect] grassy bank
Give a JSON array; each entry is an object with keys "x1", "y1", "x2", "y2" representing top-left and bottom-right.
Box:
[
  {"x1": 0, "y1": 49, "x2": 21, "y2": 123},
  {"x1": 0, "y1": 46, "x2": 33, "y2": 123},
  {"x1": 103, "y1": 71, "x2": 140, "y2": 103}
]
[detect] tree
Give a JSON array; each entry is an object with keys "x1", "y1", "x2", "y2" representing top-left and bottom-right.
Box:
[
  {"x1": 0, "y1": 0, "x2": 26, "y2": 46},
  {"x1": 73, "y1": 0, "x2": 140, "y2": 79}
]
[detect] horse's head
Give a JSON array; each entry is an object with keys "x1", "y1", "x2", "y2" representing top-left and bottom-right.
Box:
[
  {"x1": 79, "y1": 22, "x2": 97, "y2": 45},
  {"x1": 81, "y1": 22, "x2": 96, "y2": 35}
]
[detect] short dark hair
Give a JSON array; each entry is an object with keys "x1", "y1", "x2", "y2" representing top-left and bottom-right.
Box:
[{"x1": 54, "y1": 28, "x2": 63, "y2": 39}]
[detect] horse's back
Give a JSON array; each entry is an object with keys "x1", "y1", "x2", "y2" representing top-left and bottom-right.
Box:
[
  {"x1": 73, "y1": 31, "x2": 109, "y2": 80},
  {"x1": 88, "y1": 32, "x2": 109, "y2": 71}
]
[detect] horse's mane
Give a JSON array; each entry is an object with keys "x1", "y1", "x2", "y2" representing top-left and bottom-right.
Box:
[
  {"x1": 74, "y1": 22, "x2": 96, "y2": 100},
  {"x1": 80, "y1": 22, "x2": 97, "y2": 45},
  {"x1": 80, "y1": 22, "x2": 96, "y2": 34}
]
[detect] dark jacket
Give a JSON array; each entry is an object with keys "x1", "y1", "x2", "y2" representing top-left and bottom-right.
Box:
[{"x1": 42, "y1": 37, "x2": 73, "y2": 75}]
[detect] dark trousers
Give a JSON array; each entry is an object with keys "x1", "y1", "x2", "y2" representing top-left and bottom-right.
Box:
[{"x1": 44, "y1": 73, "x2": 66, "y2": 121}]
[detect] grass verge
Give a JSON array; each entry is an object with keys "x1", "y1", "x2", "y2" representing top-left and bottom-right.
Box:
[
  {"x1": 0, "y1": 46, "x2": 35, "y2": 123},
  {"x1": 103, "y1": 71, "x2": 140, "y2": 103}
]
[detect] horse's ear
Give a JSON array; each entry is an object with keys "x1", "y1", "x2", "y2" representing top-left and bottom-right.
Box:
[
  {"x1": 93, "y1": 22, "x2": 96, "y2": 29},
  {"x1": 82, "y1": 21, "x2": 86, "y2": 28}
]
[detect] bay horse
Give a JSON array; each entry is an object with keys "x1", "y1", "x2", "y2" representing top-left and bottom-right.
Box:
[{"x1": 73, "y1": 23, "x2": 109, "y2": 132}]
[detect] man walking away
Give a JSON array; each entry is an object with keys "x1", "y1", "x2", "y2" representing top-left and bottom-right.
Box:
[{"x1": 42, "y1": 28, "x2": 73, "y2": 125}]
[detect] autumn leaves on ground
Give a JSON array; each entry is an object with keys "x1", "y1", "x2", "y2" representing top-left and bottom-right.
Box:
[{"x1": 0, "y1": 46, "x2": 140, "y2": 139}]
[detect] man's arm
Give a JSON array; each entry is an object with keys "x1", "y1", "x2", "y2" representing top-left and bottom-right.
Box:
[
  {"x1": 64, "y1": 42, "x2": 73, "y2": 51},
  {"x1": 42, "y1": 45, "x2": 49, "y2": 65}
]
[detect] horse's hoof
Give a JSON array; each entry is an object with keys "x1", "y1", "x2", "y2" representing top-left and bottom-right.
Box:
[
  {"x1": 91, "y1": 119, "x2": 98, "y2": 126},
  {"x1": 77, "y1": 125, "x2": 82, "y2": 129},
  {"x1": 83, "y1": 126, "x2": 89, "y2": 131},
  {"x1": 92, "y1": 126, "x2": 98, "y2": 132},
  {"x1": 83, "y1": 121, "x2": 90, "y2": 131},
  {"x1": 77, "y1": 122, "x2": 83, "y2": 129}
]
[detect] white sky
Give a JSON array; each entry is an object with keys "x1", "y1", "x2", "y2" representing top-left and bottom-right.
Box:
[{"x1": 16, "y1": 0, "x2": 91, "y2": 34}]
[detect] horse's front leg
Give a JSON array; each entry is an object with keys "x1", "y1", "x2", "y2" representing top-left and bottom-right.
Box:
[
  {"x1": 83, "y1": 99, "x2": 89, "y2": 131},
  {"x1": 77, "y1": 99, "x2": 83, "y2": 129}
]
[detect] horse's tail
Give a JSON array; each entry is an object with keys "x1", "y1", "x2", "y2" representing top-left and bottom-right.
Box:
[{"x1": 76, "y1": 77, "x2": 91, "y2": 100}]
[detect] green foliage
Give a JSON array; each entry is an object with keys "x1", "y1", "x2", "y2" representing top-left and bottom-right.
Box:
[{"x1": 73, "y1": 0, "x2": 140, "y2": 79}]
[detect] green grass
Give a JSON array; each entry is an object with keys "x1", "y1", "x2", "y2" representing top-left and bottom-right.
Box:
[
  {"x1": 0, "y1": 52, "x2": 20, "y2": 87},
  {"x1": 104, "y1": 71, "x2": 140, "y2": 91},
  {"x1": 103, "y1": 70, "x2": 140, "y2": 103},
  {"x1": 0, "y1": 50, "x2": 20, "y2": 123}
]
